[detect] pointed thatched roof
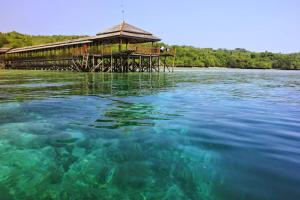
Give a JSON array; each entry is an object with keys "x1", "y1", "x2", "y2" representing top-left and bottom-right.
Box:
[
  {"x1": 93, "y1": 21, "x2": 161, "y2": 43},
  {"x1": 97, "y1": 22, "x2": 152, "y2": 35}
]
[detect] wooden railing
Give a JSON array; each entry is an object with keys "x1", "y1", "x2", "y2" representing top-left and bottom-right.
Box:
[
  {"x1": 128, "y1": 44, "x2": 175, "y2": 56},
  {"x1": 127, "y1": 44, "x2": 160, "y2": 55},
  {"x1": 89, "y1": 44, "x2": 175, "y2": 56}
]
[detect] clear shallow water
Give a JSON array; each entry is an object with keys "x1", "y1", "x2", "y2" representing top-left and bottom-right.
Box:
[{"x1": 0, "y1": 68, "x2": 299, "y2": 200}]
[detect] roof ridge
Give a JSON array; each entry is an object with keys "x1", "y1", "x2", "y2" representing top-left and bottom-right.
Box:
[{"x1": 97, "y1": 22, "x2": 153, "y2": 36}]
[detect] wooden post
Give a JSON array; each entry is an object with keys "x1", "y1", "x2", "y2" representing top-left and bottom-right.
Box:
[
  {"x1": 92, "y1": 56, "x2": 95, "y2": 69},
  {"x1": 150, "y1": 55, "x2": 152, "y2": 72},
  {"x1": 101, "y1": 44, "x2": 104, "y2": 72},
  {"x1": 110, "y1": 46, "x2": 113, "y2": 72},
  {"x1": 139, "y1": 56, "x2": 142, "y2": 72},
  {"x1": 163, "y1": 56, "x2": 166, "y2": 72},
  {"x1": 121, "y1": 56, "x2": 123, "y2": 72},
  {"x1": 158, "y1": 56, "x2": 161, "y2": 72},
  {"x1": 172, "y1": 48, "x2": 176, "y2": 73}
]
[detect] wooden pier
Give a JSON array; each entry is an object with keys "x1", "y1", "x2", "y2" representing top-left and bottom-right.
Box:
[{"x1": 0, "y1": 22, "x2": 176, "y2": 72}]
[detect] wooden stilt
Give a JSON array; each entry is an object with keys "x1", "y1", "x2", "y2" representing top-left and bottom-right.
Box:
[
  {"x1": 150, "y1": 55, "x2": 152, "y2": 72},
  {"x1": 172, "y1": 48, "x2": 176, "y2": 73},
  {"x1": 163, "y1": 56, "x2": 166, "y2": 72},
  {"x1": 158, "y1": 56, "x2": 161, "y2": 72},
  {"x1": 139, "y1": 56, "x2": 142, "y2": 72},
  {"x1": 110, "y1": 47, "x2": 113, "y2": 72}
]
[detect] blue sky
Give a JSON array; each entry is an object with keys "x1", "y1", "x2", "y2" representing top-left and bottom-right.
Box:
[{"x1": 0, "y1": 0, "x2": 299, "y2": 53}]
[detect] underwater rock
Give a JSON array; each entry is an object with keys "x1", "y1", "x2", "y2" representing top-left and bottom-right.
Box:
[
  {"x1": 0, "y1": 123, "x2": 45, "y2": 149},
  {"x1": 0, "y1": 165, "x2": 12, "y2": 184},
  {"x1": 60, "y1": 150, "x2": 118, "y2": 199},
  {"x1": 76, "y1": 139, "x2": 95, "y2": 151},
  {"x1": 112, "y1": 161, "x2": 153, "y2": 191},
  {"x1": 0, "y1": 185, "x2": 14, "y2": 200},
  {"x1": 63, "y1": 154, "x2": 78, "y2": 172},
  {"x1": 170, "y1": 147, "x2": 219, "y2": 200},
  {"x1": 0, "y1": 147, "x2": 61, "y2": 199},
  {"x1": 19, "y1": 121, "x2": 57, "y2": 136},
  {"x1": 47, "y1": 165, "x2": 64, "y2": 184},
  {"x1": 66, "y1": 129, "x2": 85, "y2": 141},
  {"x1": 52, "y1": 146, "x2": 78, "y2": 172},
  {"x1": 163, "y1": 185, "x2": 185, "y2": 200},
  {"x1": 30, "y1": 127, "x2": 84, "y2": 149}
]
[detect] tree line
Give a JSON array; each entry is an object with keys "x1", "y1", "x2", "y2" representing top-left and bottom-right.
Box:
[
  {"x1": 169, "y1": 45, "x2": 300, "y2": 70},
  {"x1": 1, "y1": 32, "x2": 299, "y2": 70}
]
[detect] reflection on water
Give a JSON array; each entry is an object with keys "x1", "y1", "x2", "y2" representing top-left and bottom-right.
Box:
[
  {"x1": 0, "y1": 69, "x2": 300, "y2": 200},
  {"x1": 0, "y1": 72, "x2": 175, "y2": 102},
  {"x1": 92, "y1": 100, "x2": 169, "y2": 129}
]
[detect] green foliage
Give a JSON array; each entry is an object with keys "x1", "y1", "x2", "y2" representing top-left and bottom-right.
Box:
[
  {"x1": 167, "y1": 45, "x2": 300, "y2": 70},
  {"x1": 0, "y1": 31, "x2": 87, "y2": 48},
  {"x1": 0, "y1": 34, "x2": 9, "y2": 48}
]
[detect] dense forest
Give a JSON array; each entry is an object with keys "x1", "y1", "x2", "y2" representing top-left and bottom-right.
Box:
[
  {"x1": 1, "y1": 32, "x2": 299, "y2": 70},
  {"x1": 170, "y1": 45, "x2": 300, "y2": 70}
]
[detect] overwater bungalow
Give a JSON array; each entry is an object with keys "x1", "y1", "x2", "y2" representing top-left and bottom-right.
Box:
[{"x1": 0, "y1": 22, "x2": 176, "y2": 72}]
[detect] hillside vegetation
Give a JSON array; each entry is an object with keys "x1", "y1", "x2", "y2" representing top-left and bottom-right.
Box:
[
  {"x1": 0, "y1": 32, "x2": 86, "y2": 48},
  {"x1": 1, "y1": 32, "x2": 299, "y2": 70}
]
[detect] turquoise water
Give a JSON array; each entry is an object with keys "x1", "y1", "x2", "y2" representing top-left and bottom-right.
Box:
[{"x1": 0, "y1": 68, "x2": 299, "y2": 200}]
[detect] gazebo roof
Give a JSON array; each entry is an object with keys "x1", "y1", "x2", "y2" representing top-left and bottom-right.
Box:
[
  {"x1": 93, "y1": 21, "x2": 161, "y2": 43},
  {"x1": 97, "y1": 22, "x2": 153, "y2": 35}
]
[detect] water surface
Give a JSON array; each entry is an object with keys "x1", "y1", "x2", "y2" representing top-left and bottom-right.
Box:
[{"x1": 0, "y1": 68, "x2": 300, "y2": 200}]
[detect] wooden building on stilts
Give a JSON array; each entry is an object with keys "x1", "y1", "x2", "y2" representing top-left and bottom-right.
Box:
[{"x1": 0, "y1": 22, "x2": 176, "y2": 72}]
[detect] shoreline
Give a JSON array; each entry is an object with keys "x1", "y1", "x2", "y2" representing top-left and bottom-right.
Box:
[{"x1": 174, "y1": 66, "x2": 300, "y2": 71}]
